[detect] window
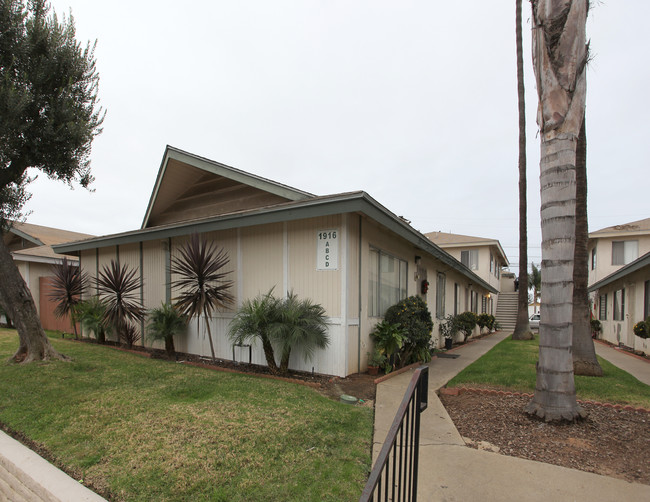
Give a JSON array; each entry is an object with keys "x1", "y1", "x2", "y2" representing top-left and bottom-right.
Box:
[
  {"x1": 591, "y1": 247, "x2": 597, "y2": 270},
  {"x1": 436, "y1": 272, "x2": 446, "y2": 318},
  {"x1": 612, "y1": 241, "x2": 638, "y2": 266},
  {"x1": 599, "y1": 294, "x2": 607, "y2": 320},
  {"x1": 470, "y1": 291, "x2": 478, "y2": 313},
  {"x1": 613, "y1": 289, "x2": 625, "y2": 321},
  {"x1": 645, "y1": 281, "x2": 650, "y2": 319},
  {"x1": 490, "y1": 253, "x2": 494, "y2": 274},
  {"x1": 369, "y1": 248, "x2": 408, "y2": 317},
  {"x1": 481, "y1": 295, "x2": 487, "y2": 313},
  {"x1": 453, "y1": 283, "x2": 460, "y2": 315},
  {"x1": 461, "y1": 250, "x2": 479, "y2": 270}
]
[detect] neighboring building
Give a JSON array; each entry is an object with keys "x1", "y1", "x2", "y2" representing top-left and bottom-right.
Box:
[
  {"x1": 588, "y1": 218, "x2": 650, "y2": 286},
  {"x1": 54, "y1": 146, "x2": 497, "y2": 377},
  {"x1": 424, "y1": 231, "x2": 509, "y2": 316},
  {"x1": 587, "y1": 218, "x2": 650, "y2": 352},
  {"x1": 589, "y1": 251, "x2": 650, "y2": 353},
  {"x1": 3, "y1": 222, "x2": 94, "y2": 331}
]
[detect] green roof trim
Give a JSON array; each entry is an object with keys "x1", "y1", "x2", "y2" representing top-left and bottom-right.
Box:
[
  {"x1": 54, "y1": 191, "x2": 497, "y2": 294},
  {"x1": 588, "y1": 251, "x2": 650, "y2": 292}
]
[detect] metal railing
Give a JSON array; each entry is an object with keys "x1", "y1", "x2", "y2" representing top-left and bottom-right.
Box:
[{"x1": 360, "y1": 365, "x2": 429, "y2": 502}]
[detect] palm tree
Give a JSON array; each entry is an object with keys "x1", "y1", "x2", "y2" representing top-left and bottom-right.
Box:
[
  {"x1": 75, "y1": 296, "x2": 110, "y2": 344},
  {"x1": 95, "y1": 260, "x2": 145, "y2": 349},
  {"x1": 512, "y1": 0, "x2": 534, "y2": 341},
  {"x1": 147, "y1": 302, "x2": 187, "y2": 359},
  {"x1": 48, "y1": 257, "x2": 88, "y2": 338},
  {"x1": 526, "y1": 0, "x2": 588, "y2": 421},
  {"x1": 170, "y1": 234, "x2": 234, "y2": 361},
  {"x1": 572, "y1": 117, "x2": 602, "y2": 376},
  {"x1": 528, "y1": 262, "x2": 541, "y2": 308},
  {"x1": 271, "y1": 291, "x2": 330, "y2": 375},
  {"x1": 228, "y1": 290, "x2": 283, "y2": 374}
]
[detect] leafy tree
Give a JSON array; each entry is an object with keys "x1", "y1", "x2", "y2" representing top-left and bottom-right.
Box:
[
  {"x1": 48, "y1": 257, "x2": 88, "y2": 338},
  {"x1": 512, "y1": 0, "x2": 534, "y2": 341},
  {"x1": 0, "y1": 0, "x2": 104, "y2": 362},
  {"x1": 147, "y1": 302, "x2": 187, "y2": 359},
  {"x1": 228, "y1": 290, "x2": 282, "y2": 374},
  {"x1": 526, "y1": 0, "x2": 587, "y2": 421},
  {"x1": 95, "y1": 260, "x2": 145, "y2": 349},
  {"x1": 75, "y1": 295, "x2": 110, "y2": 344},
  {"x1": 454, "y1": 311, "x2": 478, "y2": 342},
  {"x1": 170, "y1": 233, "x2": 234, "y2": 362}
]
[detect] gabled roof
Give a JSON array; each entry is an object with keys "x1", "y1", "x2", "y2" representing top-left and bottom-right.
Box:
[
  {"x1": 588, "y1": 251, "x2": 650, "y2": 292},
  {"x1": 4, "y1": 221, "x2": 94, "y2": 248},
  {"x1": 589, "y1": 217, "x2": 650, "y2": 239},
  {"x1": 11, "y1": 245, "x2": 79, "y2": 265},
  {"x1": 141, "y1": 146, "x2": 314, "y2": 229},
  {"x1": 425, "y1": 231, "x2": 509, "y2": 266},
  {"x1": 55, "y1": 190, "x2": 498, "y2": 294}
]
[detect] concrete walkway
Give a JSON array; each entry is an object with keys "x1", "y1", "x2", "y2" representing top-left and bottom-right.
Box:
[{"x1": 373, "y1": 331, "x2": 650, "y2": 502}]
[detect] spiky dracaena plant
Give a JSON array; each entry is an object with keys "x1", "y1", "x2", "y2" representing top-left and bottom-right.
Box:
[
  {"x1": 95, "y1": 260, "x2": 145, "y2": 348},
  {"x1": 48, "y1": 258, "x2": 88, "y2": 338},
  {"x1": 270, "y1": 291, "x2": 330, "y2": 376},
  {"x1": 147, "y1": 302, "x2": 187, "y2": 359},
  {"x1": 170, "y1": 234, "x2": 234, "y2": 361}
]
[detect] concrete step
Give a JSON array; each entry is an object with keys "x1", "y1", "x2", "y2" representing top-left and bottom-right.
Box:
[{"x1": 0, "y1": 463, "x2": 35, "y2": 502}]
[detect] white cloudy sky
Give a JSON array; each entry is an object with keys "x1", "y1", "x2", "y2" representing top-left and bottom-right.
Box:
[{"x1": 23, "y1": 1, "x2": 649, "y2": 271}]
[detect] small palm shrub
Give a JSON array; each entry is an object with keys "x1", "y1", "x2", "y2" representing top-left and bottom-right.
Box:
[
  {"x1": 229, "y1": 290, "x2": 329, "y2": 376},
  {"x1": 121, "y1": 322, "x2": 141, "y2": 348},
  {"x1": 147, "y1": 302, "x2": 187, "y2": 358},
  {"x1": 370, "y1": 321, "x2": 406, "y2": 372},
  {"x1": 384, "y1": 296, "x2": 433, "y2": 366},
  {"x1": 76, "y1": 296, "x2": 111, "y2": 343}
]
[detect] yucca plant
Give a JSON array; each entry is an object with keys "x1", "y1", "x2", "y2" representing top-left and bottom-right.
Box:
[
  {"x1": 75, "y1": 296, "x2": 111, "y2": 344},
  {"x1": 170, "y1": 234, "x2": 234, "y2": 361},
  {"x1": 48, "y1": 258, "x2": 88, "y2": 338},
  {"x1": 271, "y1": 292, "x2": 330, "y2": 375},
  {"x1": 147, "y1": 302, "x2": 187, "y2": 358},
  {"x1": 95, "y1": 260, "x2": 145, "y2": 348},
  {"x1": 228, "y1": 290, "x2": 283, "y2": 374}
]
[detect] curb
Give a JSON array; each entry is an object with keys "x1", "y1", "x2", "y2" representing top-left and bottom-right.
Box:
[
  {"x1": 373, "y1": 361, "x2": 427, "y2": 385},
  {"x1": 439, "y1": 386, "x2": 650, "y2": 413}
]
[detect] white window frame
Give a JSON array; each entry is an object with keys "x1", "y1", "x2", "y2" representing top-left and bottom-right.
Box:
[
  {"x1": 612, "y1": 241, "x2": 638, "y2": 266},
  {"x1": 368, "y1": 247, "x2": 408, "y2": 318},
  {"x1": 613, "y1": 288, "x2": 625, "y2": 321},
  {"x1": 461, "y1": 249, "x2": 479, "y2": 271},
  {"x1": 436, "y1": 272, "x2": 446, "y2": 319}
]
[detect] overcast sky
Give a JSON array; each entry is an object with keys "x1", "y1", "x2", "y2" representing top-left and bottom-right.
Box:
[{"x1": 23, "y1": 1, "x2": 649, "y2": 271}]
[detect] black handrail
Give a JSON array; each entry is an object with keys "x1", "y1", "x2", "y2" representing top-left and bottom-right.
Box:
[{"x1": 360, "y1": 365, "x2": 429, "y2": 502}]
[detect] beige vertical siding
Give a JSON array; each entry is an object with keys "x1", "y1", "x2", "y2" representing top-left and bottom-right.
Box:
[{"x1": 241, "y1": 223, "x2": 284, "y2": 298}]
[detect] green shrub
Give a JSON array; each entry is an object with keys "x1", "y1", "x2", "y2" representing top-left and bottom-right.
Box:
[
  {"x1": 455, "y1": 311, "x2": 478, "y2": 341},
  {"x1": 477, "y1": 313, "x2": 495, "y2": 332},
  {"x1": 384, "y1": 296, "x2": 433, "y2": 366},
  {"x1": 590, "y1": 319, "x2": 602, "y2": 334}
]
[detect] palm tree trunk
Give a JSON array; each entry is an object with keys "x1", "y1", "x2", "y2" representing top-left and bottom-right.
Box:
[
  {"x1": 279, "y1": 348, "x2": 291, "y2": 376},
  {"x1": 526, "y1": 0, "x2": 588, "y2": 421},
  {"x1": 261, "y1": 334, "x2": 279, "y2": 375},
  {"x1": 0, "y1": 237, "x2": 67, "y2": 362},
  {"x1": 203, "y1": 314, "x2": 217, "y2": 362},
  {"x1": 572, "y1": 116, "x2": 603, "y2": 376},
  {"x1": 512, "y1": 0, "x2": 534, "y2": 341}
]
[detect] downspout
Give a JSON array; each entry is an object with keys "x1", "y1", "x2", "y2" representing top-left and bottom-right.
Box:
[
  {"x1": 357, "y1": 215, "x2": 363, "y2": 373},
  {"x1": 95, "y1": 249, "x2": 99, "y2": 295},
  {"x1": 140, "y1": 241, "x2": 144, "y2": 346},
  {"x1": 165, "y1": 238, "x2": 172, "y2": 304}
]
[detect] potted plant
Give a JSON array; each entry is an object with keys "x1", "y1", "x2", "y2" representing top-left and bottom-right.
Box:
[
  {"x1": 367, "y1": 349, "x2": 386, "y2": 376},
  {"x1": 439, "y1": 315, "x2": 456, "y2": 350}
]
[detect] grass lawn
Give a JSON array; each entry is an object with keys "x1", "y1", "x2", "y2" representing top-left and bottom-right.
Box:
[
  {"x1": 446, "y1": 334, "x2": 650, "y2": 408},
  {"x1": 0, "y1": 329, "x2": 373, "y2": 501}
]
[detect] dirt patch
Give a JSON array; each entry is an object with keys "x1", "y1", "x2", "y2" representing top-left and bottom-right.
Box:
[{"x1": 440, "y1": 391, "x2": 650, "y2": 485}]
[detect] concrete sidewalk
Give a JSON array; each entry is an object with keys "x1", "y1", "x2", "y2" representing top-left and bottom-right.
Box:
[{"x1": 373, "y1": 331, "x2": 650, "y2": 502}]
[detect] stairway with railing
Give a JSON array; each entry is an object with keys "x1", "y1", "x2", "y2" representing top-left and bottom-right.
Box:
[{"x1": 495, "y1": 292, "x2": 519, "y2": 332}]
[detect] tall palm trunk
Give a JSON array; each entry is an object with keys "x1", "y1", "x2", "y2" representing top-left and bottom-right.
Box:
[
  {"x1": 0, "y1": 237, "x2": 67, "y2": 362},
  {"x1": 572, "y1": 116, "x2": 603, "y2": 375},
  {"x1": 526, "y1": 0, "x2": 588, "y2": 421},
  {"x1": 512, "y1": 0, "x2": 534, "y2": 341}
]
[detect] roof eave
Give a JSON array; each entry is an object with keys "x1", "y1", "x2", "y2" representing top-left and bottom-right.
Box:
[{"x1": 588, "y1": 251, "x2": 650, "y2": 292}]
